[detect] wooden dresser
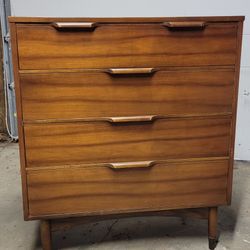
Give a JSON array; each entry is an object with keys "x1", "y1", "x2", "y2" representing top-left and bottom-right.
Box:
[{"x1": 9, "y1": 16, "x2": 244, "y2": 249}]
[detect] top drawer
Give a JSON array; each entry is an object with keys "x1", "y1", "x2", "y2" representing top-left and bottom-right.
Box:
[{"x1": 16, "y1": 22, "x2": 238, "y2": 70}]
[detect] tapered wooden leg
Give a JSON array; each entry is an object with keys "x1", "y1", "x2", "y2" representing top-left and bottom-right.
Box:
[
  {"x1": 208, "y1": 207, "x2": 218, "y2": 250},
  {"x1": 40, "y1": 220, "x2": 52, "y2": 250}
]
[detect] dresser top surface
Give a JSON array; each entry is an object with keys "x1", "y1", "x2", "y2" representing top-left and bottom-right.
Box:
[{"x1": 9, "y1": 16, "x2": 245, "y2": 23}]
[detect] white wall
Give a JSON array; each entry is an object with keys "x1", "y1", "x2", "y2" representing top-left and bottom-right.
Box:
[{"x1": 10, "y1": 0, "x2": 250, "y2": 160}]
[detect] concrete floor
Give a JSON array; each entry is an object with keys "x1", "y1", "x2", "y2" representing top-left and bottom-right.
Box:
[{"x1": 0, "y1": 142, "x2": 250, "y2": 250}]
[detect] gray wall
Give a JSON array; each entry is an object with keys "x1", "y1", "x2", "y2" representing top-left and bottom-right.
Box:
[
  {"x1": 0, "y1": 25, "x2": 6, "y2": 135},
  {"x1": 10, "y1": 0, "x2": 250, "y2": 160}
]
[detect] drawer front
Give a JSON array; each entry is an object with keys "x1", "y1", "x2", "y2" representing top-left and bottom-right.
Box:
[
  {"x1": 27, "y1": 159, "x2": 228, "y2": 218},
  {"x1": 17, "y1": 22, "x2": 237, "y2": 70},
  {"x1": 24, "y1": 117, "x2": 231, "y2": 167},
  {"x1": 20, "y1": 69, "x2": 235, "y2": 121}
]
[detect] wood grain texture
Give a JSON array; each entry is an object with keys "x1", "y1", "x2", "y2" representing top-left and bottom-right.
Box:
[
  {"x1": 227, "y1": 21, "x2": 244, "y2": 204},
  {"x1": 26, "y1": 159, "x2": 228, "y2": 219},
  {"x1": 9, "y1": 22, "x2": 29, "y2": 220},
  {"x1": 20, "y1": 69, "x2": 235, "y2": 121},
  {"x1": 24, "y1": 117, "x2": 231, "y2": 167},
  {"x1": 9, "y1": 17, "x2": 244, "y2": 228},
  {"x1": 16, "y1": 23, "x2": 237, "y2": 70},
  {"x1": 18, "y1": 65, "x2": 235, "y2": 74},
  {"x1": 8, "y1": 16, "x2": 245, "y2": 23}
]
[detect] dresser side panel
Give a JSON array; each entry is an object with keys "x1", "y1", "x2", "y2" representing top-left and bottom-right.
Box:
[
  {"x1": 227, "y1": 20, "x2": 244, "y2": 204},
  {"x1": 9, "y1": 22, "x2": 29, "y2": 220}
]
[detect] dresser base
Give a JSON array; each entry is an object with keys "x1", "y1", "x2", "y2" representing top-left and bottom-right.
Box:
[{"x1": 40, "y1": 207, "x2": 218, "y2": 250}]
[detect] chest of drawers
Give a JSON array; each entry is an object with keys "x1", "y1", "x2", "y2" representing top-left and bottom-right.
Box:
[{"x1": 9, "y1": 16, "x2": 244, "y2": 250}]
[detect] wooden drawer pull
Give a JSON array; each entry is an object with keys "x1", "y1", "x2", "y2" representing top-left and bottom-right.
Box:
[
  {"x1": 52, "y1": 22, "x2": 98, "y2": 30},
  {"x1": 163, "y1": 21, "x2": 206, "y2": 29},
  {"x1": 106, "y1": 68, "x2": 157, "y2": 75},
  {"x1": 108, "y1": 161, "x2": 155, "y2": 169},
  {"x1": 107, "y1": 115, "x2": 159, "y2": 123}
]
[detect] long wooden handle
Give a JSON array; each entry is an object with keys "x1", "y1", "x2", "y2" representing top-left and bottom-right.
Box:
[
  {"x1": 52, "y1": 22, "x2": 98, "y2": 30},
  {"x1": 106, "y1": 68, "x2": 157, "y2": 75},
  {"x1": 163, "y1": 21, "x2": 206, "y2": 29},
  {"x1": 107, "y1": 115, "x2": 159, "y2": 123},
  {"x1": 108, "y1": 161, "x2": 155, "y2": 169}
]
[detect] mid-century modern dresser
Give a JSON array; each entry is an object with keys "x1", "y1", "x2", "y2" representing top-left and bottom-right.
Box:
[{"x1": 9, "y1": 16, "x2": 244, "y2": 249}]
